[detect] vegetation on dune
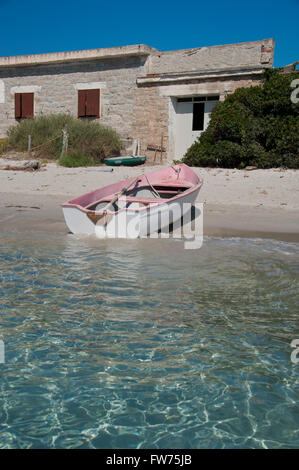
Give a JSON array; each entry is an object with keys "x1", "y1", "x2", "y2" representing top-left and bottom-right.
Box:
[
  {"x1": 59, "y1": 152, "x2": 95, "y2": 167},
  {"x1": 6, "y1": 114, "x2": 124, "y2": 166},
  {"x1": 183, "y1": 69, "x2": 299, "y2": 169},
  {"x1": 0, "y1": 138, "x2": 6, "y2": 156}
]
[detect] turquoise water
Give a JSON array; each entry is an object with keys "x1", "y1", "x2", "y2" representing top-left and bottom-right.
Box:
[{"x1": 0, "y1": 233, "x2": 298, "y2": 449}]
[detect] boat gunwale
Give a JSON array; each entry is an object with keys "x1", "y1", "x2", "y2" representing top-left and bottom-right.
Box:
[
  {"x1": 62, "y1": 183, "x2": 202, "y2": 215},
  {"x1": 61, "y1": 164, "x2": 203, "y2": 216}
]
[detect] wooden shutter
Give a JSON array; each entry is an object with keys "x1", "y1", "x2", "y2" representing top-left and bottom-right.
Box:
[
  {"x1": 22, "y1": 93, "x2": 34, "y2": 118},
  {"x1": 86, "y1": 89, "x2": 100, "y2": 117},
  {"x1": 15, "y1": 93, "x2": 22, "y2": 118},
  {"x1": 78, "y1": 90, "x2": 86, "y2": 117}
]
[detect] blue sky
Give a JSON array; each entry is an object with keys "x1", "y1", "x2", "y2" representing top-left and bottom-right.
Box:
[{"x1": 0, "y1": 0, "x2": 297, "y2": 67}]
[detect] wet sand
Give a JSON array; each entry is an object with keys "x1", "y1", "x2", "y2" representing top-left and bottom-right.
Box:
[
  {"x1": 0, "y1": 162, "x2": 298, "y2": 242},
  {"x1": 0, "y1": 193, "x2": 298, "y2": 242}
]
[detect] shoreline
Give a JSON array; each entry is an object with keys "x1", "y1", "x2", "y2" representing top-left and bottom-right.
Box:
[
  {"x1": 0, "y1": 162, "x2": 298, "y2": 242},
  {"x1": 0, "y1": 193, "x2": 298, "y2": 243}
]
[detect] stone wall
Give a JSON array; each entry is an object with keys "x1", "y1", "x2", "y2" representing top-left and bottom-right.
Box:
[
  {"x1": 0, "y1": 55, "x2": 147, "y2": 138},
  {"x1": 149, "y1": 39, "x2": 275, "y2": 74},
  {"x1": 131, "y1": 85, "x2": 169, "y2": 155}
]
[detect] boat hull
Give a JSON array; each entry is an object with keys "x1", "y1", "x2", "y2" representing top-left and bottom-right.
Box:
[
  {"x1": 104, "y1": 156, "x2": 146, "y2": 166},
  {"x1": 61, "y1": 164, "x2": 203, "y2": 238},
  {"x1": 62, "y1": 188, "x2": 200, "y2": 238}
]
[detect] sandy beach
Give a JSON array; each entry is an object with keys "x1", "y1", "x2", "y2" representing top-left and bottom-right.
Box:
[{"x1": 0, "y1": 159, "x2": 298, "y2": 241}]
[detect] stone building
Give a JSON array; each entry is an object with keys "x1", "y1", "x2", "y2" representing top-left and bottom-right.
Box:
[{"x1": 0, "y1": 39, "x2": 274, "y2": 160}]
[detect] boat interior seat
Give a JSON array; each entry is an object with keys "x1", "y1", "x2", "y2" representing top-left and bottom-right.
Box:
[
  {"x1": 119, "y1": 195, "x2": 164, "y2": 204},
  {"x1": 157, "y1": 180, "x2": 193, "y2": 187},
  {"x1": 85, "y1": 194, "x2": 164, "y2": 211},
  {"x1": 85, "y1": 181, "x2": 193, "y2": 211}
]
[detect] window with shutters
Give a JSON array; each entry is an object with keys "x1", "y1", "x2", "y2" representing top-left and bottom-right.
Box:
[
  {"x1": 177, "y1": 96, "x2": 219, "y2": 132},
  {"x1": 78, "y1": 89, "x2": 100, "y2": 118},
  {"x1": 15, "y1": 93, "x2": 34, "y2": 119}
]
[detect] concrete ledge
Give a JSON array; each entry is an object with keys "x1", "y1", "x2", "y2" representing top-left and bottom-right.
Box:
[
  {"x1": 0, "y1": 44, "x2": 157, "y2": 68},
  {"x1": 137, "y1": 67, "x2": 265, "y2": 85}
]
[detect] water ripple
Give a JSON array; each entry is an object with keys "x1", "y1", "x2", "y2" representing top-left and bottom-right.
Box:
[{"x1": 0, "y1": 233, "x2": 298, "y2": 448}]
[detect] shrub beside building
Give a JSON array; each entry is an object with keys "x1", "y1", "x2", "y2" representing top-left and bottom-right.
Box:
[{"x1": 183, "y1": 69, "x2": 299, "y2": 169}]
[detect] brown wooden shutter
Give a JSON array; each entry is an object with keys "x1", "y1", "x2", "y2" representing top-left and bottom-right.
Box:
[
  {"x1": 15, "y1": 93, "x2": 22, "y2": 118},
  {"x1": 78, "y1": 90, "x2": 86, "y2": 117},
  {"x1": 86, "y1": 89, "x2": 100, "y2": 117},
  {"x1": 22, "y1": 93, "x2": 34, "y2": 118}
]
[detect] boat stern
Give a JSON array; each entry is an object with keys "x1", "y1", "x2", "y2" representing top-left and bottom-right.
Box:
[{"x1": 62, "y1": 205, "x2": 96, "y2": 235}]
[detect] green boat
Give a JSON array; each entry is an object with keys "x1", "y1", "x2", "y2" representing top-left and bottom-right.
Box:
[{"x1": 104, "y1": 155, "x2": 147, "y2": 167}]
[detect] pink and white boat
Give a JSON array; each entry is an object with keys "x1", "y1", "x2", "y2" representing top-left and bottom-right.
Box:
[{"x1": 61, "y1": 164, "x2": 203, "y2": 238}]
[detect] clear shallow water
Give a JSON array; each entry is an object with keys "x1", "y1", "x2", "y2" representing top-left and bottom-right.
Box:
[{"x1": 0, "y1": 232, "x2": 298, "y2": 449}]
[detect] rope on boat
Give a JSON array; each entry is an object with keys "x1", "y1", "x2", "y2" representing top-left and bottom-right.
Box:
[{"x1": 171, "y1": 165, "x2": 181, "y2": 179}]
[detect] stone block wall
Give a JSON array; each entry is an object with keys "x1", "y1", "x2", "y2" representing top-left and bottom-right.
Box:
[
  {"x1": 0, "y1": 55, "x2": 147, "y2": 139},
  {"x1": 149, "y1": 39, "x2": 275, "y2": 74},
  {"x1": 131, "y1": 85, "x2": 169, "y2": 156}
]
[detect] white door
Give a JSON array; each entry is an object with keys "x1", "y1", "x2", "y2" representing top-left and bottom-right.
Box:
[
  {"x1": 175, "y1": 101, "x2": 199, "y2": 160},
  {"x1": 174, "y1": 98, "x2": 218, "y2": 160}
]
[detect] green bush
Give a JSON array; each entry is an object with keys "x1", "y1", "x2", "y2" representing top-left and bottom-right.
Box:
[
  {"x1": 183, "y1": 69, "x2": 299, "y2": 168},
  {"x1": 6, "y1": 114, "x2": 123, "y2": 164},
  {"x1": 0, "y1": 138, "x2": 7, "y2": 155},
  {"x1": 59, "y1": 152, "x2": 95, "y2": 167}
]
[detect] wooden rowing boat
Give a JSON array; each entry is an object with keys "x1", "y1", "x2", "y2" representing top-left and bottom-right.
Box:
[{"x1": 61, "y1": 164, "x2": 203, "y2": 238}]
